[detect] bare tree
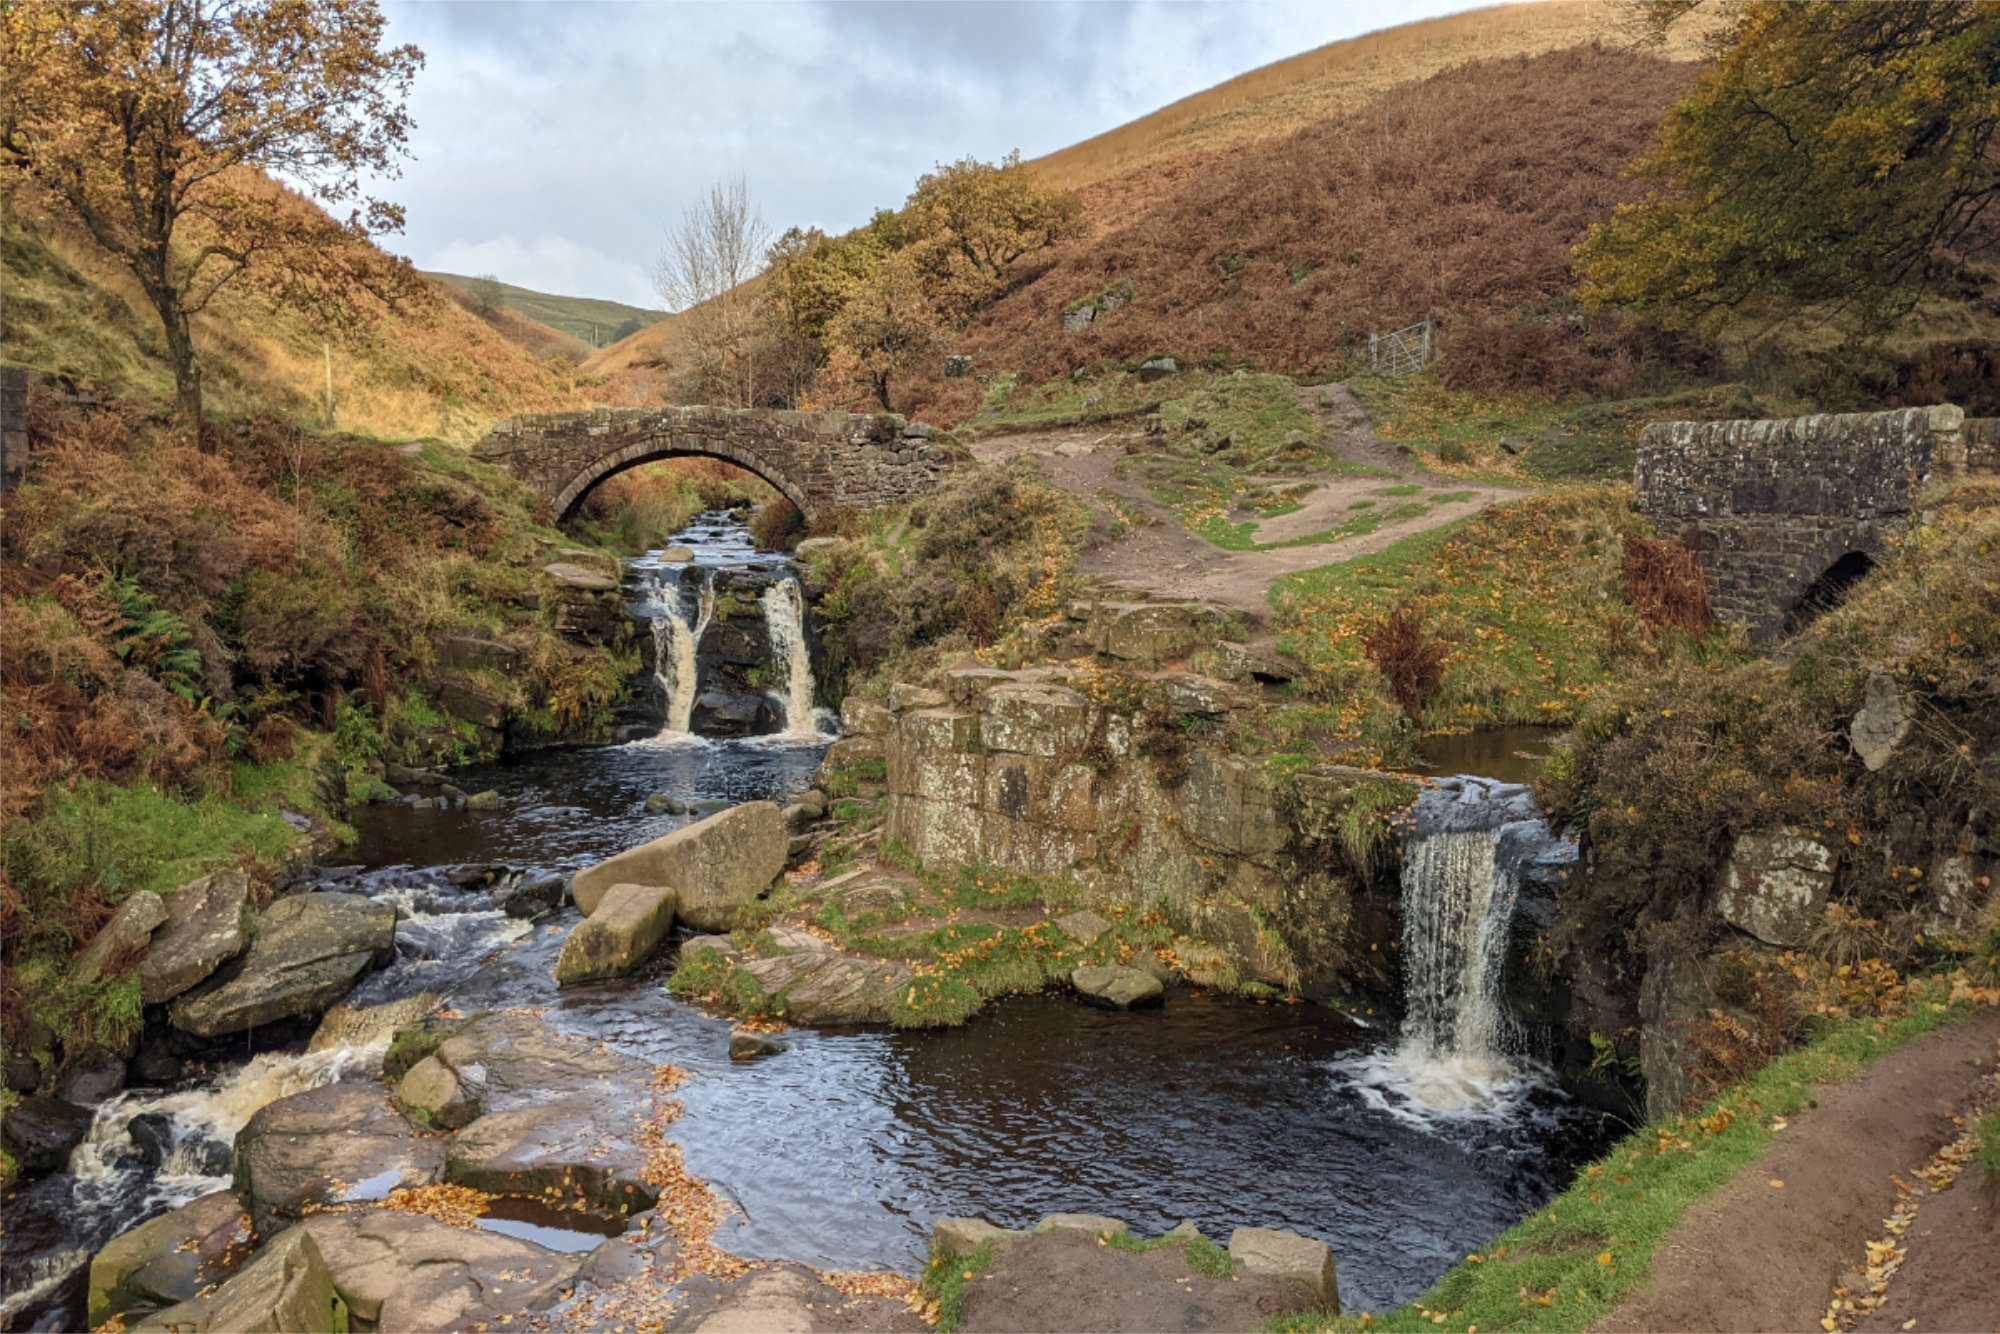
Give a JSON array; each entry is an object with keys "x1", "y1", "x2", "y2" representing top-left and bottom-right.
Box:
[
  {"x1": 467, "y1": 272, "x2": 504, "y2": 318},
  {"x1": 653, "y1": 175, "x2": 770, "y2": 406}
]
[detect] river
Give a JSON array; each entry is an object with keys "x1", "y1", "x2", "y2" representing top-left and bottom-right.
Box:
[{"x1": 2, "y1": 514, "x2": 1611, "y2": 1329}]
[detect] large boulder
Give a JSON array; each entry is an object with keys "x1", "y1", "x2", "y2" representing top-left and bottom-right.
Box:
[
  {"x1": 299, "y1": 1208, "x2": 579, "y2": 1330},
  {"x1": 134, "y1": 1226, "x2": 345, "y2": 1333},
  {"x1": 1071, "y1": 965, "x2": 1164, "y2": 1011},
  {"x1": 1, "y1": 1094, "x2": 94, "y2": 1175},
  {"x1": 307, "y1": 992, "x2": 440, "y2": 1053},
  {"x1": 140, "y1": 872, "x2": 250, "y2": 1004},
  {"x1": 232, "y1": 1083, "x2": 443, "y2": 1234},
  {"x1": 1715, "y1": 828, "x2": 1836, "y2": 947},
  {"x1": 1228, "y1": 1227, "x2": 1338, "y2": 1310},
  {"x1": 571, "y1": 802, "x2": 786, "y2": 928},
  {"x1": 556, "y1": 882, "x2": 678, "y2": 985},
  {"x1": 71, "y1": 891, "x2": 169, "y2": 988},
  {"x1": 171, "y1": 892, "x2": 396, "y2": 1037},
  {"x1": 445, "y1": 1100, "x2": 656, "y2": 1216},
  {"x1": 88, "y1": 1191, "x2": 251, "y2": 1327}
]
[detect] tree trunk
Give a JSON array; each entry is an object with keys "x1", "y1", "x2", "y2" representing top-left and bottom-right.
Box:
[{"x1": 154, "y1": 287, "x2": 208, "y2": 451}]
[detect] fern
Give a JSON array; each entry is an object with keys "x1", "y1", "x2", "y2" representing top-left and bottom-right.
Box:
[{"x1": 103, "y1": 574, "x2": 206, "y2": 702}]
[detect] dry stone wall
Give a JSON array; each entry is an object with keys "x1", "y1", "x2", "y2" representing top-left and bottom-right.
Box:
[
  {"x1": 472, "y1": 405, "x2": 958, "y2": 523},
  {"x1": 832, "y1": 662, "x2": 1411, "y2": 1000},
  {"x1": 1636, "y1": 405, "x2": 1966, "y2": 641}
]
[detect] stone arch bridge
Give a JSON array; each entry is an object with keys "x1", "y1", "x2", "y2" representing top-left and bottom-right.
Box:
[
  {"x1": 1637, "y1": 404, "x2": 1995, "y2": 642},
  {"x1": 472, "y1": 405, "x2": 958, "y2": 524}
]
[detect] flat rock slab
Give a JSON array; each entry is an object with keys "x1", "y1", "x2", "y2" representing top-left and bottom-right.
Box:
[
  {"x1": 662, "y1": 1263, "x2": 929, "y2": 1333},
  {"x1": 1071, "y1": 965, "x2": 1164, "y2": 1010},
  {"x1": 446, "y1": 1097, "x2": 657, "y2": 1217},
  {"x1": 933, "y1": 1217, "x2": 1027, "y2": 1254},
  {"x1": 400, "y1": 1012, "x2": 653, "y2": 1121},
  {"x1": 89, "y1": 1190, "x2": 253, "y2": 1326},
  {"x1": 171, "y1": 892, "x2": 396, "y2": 1037},
  {"x1": 300, "y1": 1207, "x2": 580, "y2": 1330},
  {"x1": 956, "y1": 1229, "x2": 1311, "y2": 1334},
  {"x1": 233, "y1": 1083, "x2": 443, "y2": 1234},
  {"x1": 682, "y1": 931, "x2": 914, "y2": 1026}
]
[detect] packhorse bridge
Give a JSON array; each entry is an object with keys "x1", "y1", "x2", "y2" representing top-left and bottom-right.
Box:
[
  {"x1": 1637, "y1": 404, "x2": 1994, "y2": 642},
  {"x1": 472, "y1": 405, "x2": 958, "y2": 524}
]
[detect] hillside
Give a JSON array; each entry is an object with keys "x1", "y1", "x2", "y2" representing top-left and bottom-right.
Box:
[
  {"x1": 1, "y1": 184, "x2": 599, "y2": 445},
  {"x1": 426, "y1": 270, "x2": 664, "y2": 349},
  {"x1": 1025, "y1": 0, "x2": 1712, "y2": 194},
  {"x1": 899, "y1": 45, "x2": 1699, "y2": 426},
  {"x1": 581, "y1": 2, "x2": 1713, "y2": 403}
]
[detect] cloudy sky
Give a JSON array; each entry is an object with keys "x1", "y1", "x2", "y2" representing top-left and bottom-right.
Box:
[{"x1": 377, "y1": 0, "x2": 1473, "y2": 309}]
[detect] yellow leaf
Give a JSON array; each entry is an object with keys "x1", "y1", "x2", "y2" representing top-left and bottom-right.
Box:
[{"x1": 1596, "y1": 1251, "x2": 1613, "y2": 1267}]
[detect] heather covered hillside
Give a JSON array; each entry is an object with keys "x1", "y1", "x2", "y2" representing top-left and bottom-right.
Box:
[{"x1": 904, "y1": 46, "x2": 1702, "y2": 425}]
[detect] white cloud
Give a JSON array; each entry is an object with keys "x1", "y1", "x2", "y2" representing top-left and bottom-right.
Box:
[{"x1": 372, "y1": 0, "x2": 1473, "y2": 306}]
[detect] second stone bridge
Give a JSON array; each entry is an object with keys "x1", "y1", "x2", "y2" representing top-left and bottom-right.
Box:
[{"x1": 472, "y1": 405, "x2": 959, "y2": 523}]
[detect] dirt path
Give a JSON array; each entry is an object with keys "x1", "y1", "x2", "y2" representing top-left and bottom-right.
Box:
[
  {"x1": 1595, "y1": 1011, "x2": 2000, "y2": 1334},
  {"x1": 970, "y1": 383, "x2": 1523, "y2": 626}
]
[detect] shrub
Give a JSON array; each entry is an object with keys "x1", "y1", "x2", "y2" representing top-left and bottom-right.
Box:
[
  {"x1": 748, "y1": 497, "x2": 804, "y2": 551},
  {"x1": 1621, "y1": 533, "x2": 1711, "y2": 637},
  {"x1": 1363, "y1": 604, "x2": 1448, "y2": 720}
]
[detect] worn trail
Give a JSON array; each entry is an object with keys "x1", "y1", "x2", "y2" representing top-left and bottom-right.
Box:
[
  {"x1": 1595, "y1": 1011, "x2": 2000, "y2": 1334},
  {"x1": 970, "y1": 383, "x2": 1524, "y2": 624}
]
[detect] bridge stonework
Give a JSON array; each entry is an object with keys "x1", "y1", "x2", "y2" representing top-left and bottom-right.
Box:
[
  {"x1": 472, "y1": 405, "x2": 958, "y2": 523},
  {"x1": 1637, "y1": 405, "x2": 1972, "y2": 642}
]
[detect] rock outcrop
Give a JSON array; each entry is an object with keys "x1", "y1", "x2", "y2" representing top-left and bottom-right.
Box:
[
  {"x1": 135, "y1": 1227, "x2": 346, "y2": 1334},
  {"x1": 298, "y1": 1209, "x2": 580, "y2": 1330},
  {"x1": 679, "y1": 927, "x2": 914, "y2": 1025},
  {"x1": 171, "y1": 892, "x2": 396, "y2": 1037},
  {"x1": 1715, "y1": 828, "x2": 1836, "y2": 947}
]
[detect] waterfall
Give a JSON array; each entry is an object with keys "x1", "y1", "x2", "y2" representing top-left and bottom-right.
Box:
[
  {"x1": 1358, "y1": 777, "x2": 1575, "y2": 1116},
  {"x1": 760, "y1": 576, "x2": 821, "y2": 738},
  {"x1": 645, "y1": 568, "x2": 712, "y2": 739}
]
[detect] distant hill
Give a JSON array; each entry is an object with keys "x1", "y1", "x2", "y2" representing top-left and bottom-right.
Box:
[
  {"x1": 2, "y1": 179, "x2": 602, "y2": 444},
  {"x1": 426, "y1": 272, "x2": 664, "y2": 350}
]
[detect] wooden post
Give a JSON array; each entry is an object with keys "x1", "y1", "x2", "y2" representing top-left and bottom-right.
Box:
[{"x1": 323, "y1": 342, "x2": 337, "y2": 429}]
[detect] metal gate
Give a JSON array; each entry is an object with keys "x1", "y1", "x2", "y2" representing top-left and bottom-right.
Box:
[{"x1": 1367, "y1": 318, "x2": 1433, "y2": 378}]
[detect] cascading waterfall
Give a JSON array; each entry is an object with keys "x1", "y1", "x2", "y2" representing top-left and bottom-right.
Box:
[
  {"x1": 644, "y1": 567, "x2": 714, "y2": 739},
  {"x1": 760, "y1": 575, "x2": 822, "y2": 738},
  {"x1": 1354, "y1": 776, "x2": 1575, "y2": 1117}
]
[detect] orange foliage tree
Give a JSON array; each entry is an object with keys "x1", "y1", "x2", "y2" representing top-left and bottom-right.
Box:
[{"x1": 0, "y1": 0, "x2": 424, "y2": 442}]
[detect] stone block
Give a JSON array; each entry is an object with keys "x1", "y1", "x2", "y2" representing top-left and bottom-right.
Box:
[
  {"x1": 933, "y1": 1217, "x2": 1024, "y2": 1254},
  {"x1": 571, "y1": 802, "x2": 783, "y2": 928},
  {"x1": 1227, "y1": 1227, "x2": 1338, "y2": 1310},
  {"x1": 556, "y1": 883, "x2": 678, "y2": 985},
  {"x1": 1034, "y1": 1213, "x2": 1130, "y2": 1237},
  {"x1": 979, "y1": 683, "x2": 1091, "y2": 759}
]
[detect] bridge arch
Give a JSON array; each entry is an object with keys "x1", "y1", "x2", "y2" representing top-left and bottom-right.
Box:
[
  {"x1": 472, "y1": 404, "x2": 956, "y2": 527},
  {"x1": 548, "y1": 436, "x2": 812, "y2": 523}
]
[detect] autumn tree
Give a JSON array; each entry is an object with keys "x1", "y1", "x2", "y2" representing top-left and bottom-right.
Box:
[
  {"x1": 821, "y1": 249, "x2": 940, "y2": 413},
  {"x1": 1577, "y1": 2, "x2": 2000, "y2": 330},
  {"x1": 904, "y1": 151, "x2": 1083, "y2": 317},
  {"x1": 762, "y1": 223, "x2": 887, "y2": 407},
  {"x1": 0, "y1": 0, "x2": 424, "y2": 444},
  {"x1": 654, "y1": 175, "x2": 770, "y2": 407}
]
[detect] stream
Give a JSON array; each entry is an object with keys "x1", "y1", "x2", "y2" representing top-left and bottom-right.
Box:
[{"x1": 3, "y1": 514, "x2": 1613, "y2": 1330}]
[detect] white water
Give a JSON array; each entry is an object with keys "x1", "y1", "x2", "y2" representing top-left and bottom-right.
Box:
[
  {"x1": 761, "y1": 576, "x2": 825, "y2": 739},
  {"x1": 644, "y1": 567, "x2": 714, "y2": 740},
  {"x1": 1384, "y1": 828, "x2": 1522, "y2": 1111}
]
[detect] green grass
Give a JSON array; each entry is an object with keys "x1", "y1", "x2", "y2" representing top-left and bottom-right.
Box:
[
  {"x1": 1977, "y1": 1106, "x2": 2000, "y2": 1184},
  {"x1": 922, "y1": 1242, "x2": 996, "y2": 1333},
  {"x1": 1108, "y1": 1228, "x2": 1239, "y2": 1278},
  {"x1": 1270, "y1": 487, "x2": 1652, "y2": 741},
  {"x1": 1270, "y1": 992, "x2": 1982, "y2": 1332}
]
